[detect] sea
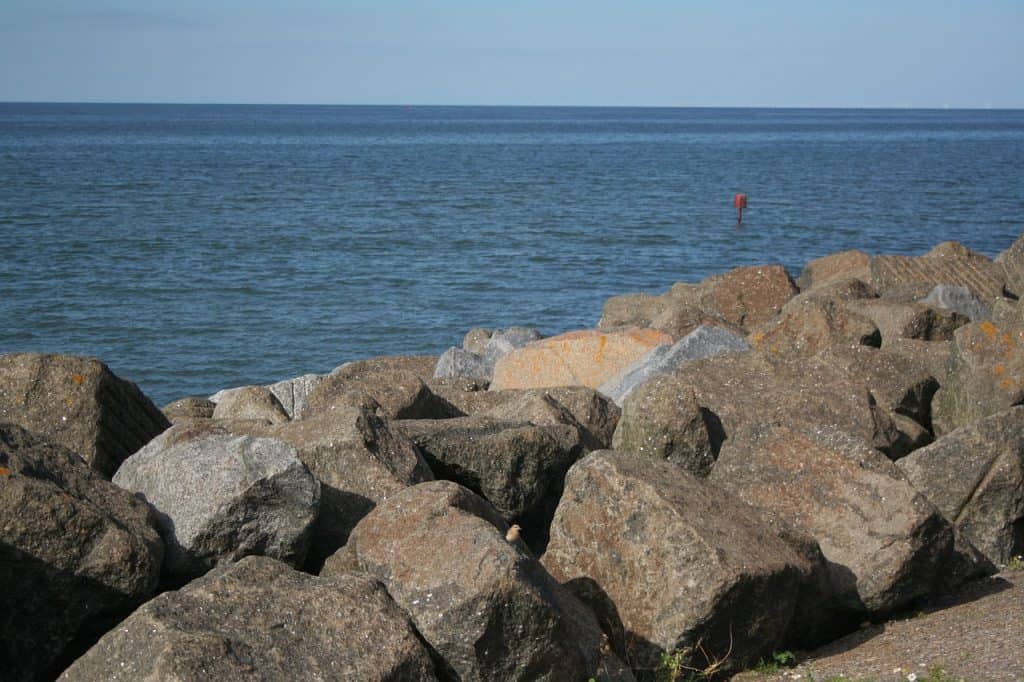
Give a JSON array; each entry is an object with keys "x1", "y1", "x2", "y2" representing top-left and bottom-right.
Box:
[{"x1": 1, "y1": 104, "x2": 1022, "y2": 405}]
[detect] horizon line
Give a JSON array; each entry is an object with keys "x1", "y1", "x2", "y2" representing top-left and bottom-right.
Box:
[{"x1": 1, "y1": 100, "x2": 1022, "y2": 112}]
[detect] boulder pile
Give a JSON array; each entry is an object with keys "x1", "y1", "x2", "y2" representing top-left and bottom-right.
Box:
[{"x1": 3, "y1": 236, "x2": 1024, "y2": 680}]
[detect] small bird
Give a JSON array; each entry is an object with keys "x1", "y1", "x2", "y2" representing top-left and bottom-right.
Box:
[{"x1": 505, "y1": 524, "x2": 522, "y2": 543}]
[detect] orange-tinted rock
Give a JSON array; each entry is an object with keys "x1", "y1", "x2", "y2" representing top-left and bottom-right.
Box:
[
  {"x1": 700, "y1": 264, "x2": 798, "y2": 330},
  {"x1": 489, "y1": 328, "x2": 672, "y2": 391}
]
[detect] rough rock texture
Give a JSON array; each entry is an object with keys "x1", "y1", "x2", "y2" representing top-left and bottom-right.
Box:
[
  {"x1": 611, "y1": 381, "x2": 715, "y2": 476},
  {"x1": 627, "y1": 348, "x2": 927, "y2": 460},
  {"x1": 749, "y1": 299, "x2": 881, "y2": 357},
  {"x1": 996, "y1": 232, "x2": 1024, "y2": 298},
  {"x1": 795, "y1": 250, "x2": 872, "y2": 291},
  {"x1": 338, "y1": 481, "x2": 632, "y2": 681},
  {"x1": 598, "y1": 292, "x2": 667, "y2": 330},
  {"x1": 844, "y1": 298, "x2": 968, "y2": 345},
  {"x1": 60, "y1": 556, "x2": 437, "y2": 681},
  {"x1": 211, "y1": 385, "x2": 290, "y2": 424},
  {"x1": 598, "y1": 324, "x2": 750, "y2": 406},
  {"x1": 433, "y1": 346, "x2": 491, "y2": 382},
  {"x1": 781, "y1": 277, "x2": 879, "y2": 311},
  {"x1": 463, "y1": 327, "x2": 493, "y2": 355},
  {"x1": 490, "y1": 328, "x2": 672, "y2": 391},
  {"x1": 932, "y1": 321, "x2": 1024, "y2": 436},
  {"x1": 898, "y1": 407, "x2": 1024, "y2": 566},
  {"x1": 884, "y1": 338, "x2": 955, "y2": 387},
  {"x1": 0, "y1": 353, "x2": 170, "y2": 478},
  {"x1": 868, "y1": 241, "x2": 1007, "y2": 304},
  {"x1": 162, "y1": 396, "x2": 215, "y2": 422},
  {"x1": 991, "y1": 297, "x2": 1024, "y2": 330},
  {"x1": 394, "y1": 416, "x2": 584, "y2": 552},
  {"x1": 113, "y1": 431, "x2": 319, "y2": 581},
  {"x1": 542, "y1": 451, "x2": 814, "y2": 675},
  {"x1": 922, "y1": 283, "x2": 992, "y2": 322},
  {"x1": 698, "y1": 264, "x2": 799, "y2": 331},
  {"x1": 0, "y1": 424, "x2": 163, "y2": 681},
  {"x1": 266, "y1": 372, "x2": 325, "y2": 420},
  {"x1": 709, "y1": 424, "x2": 976, "y2": 615},
  {"x1": 305, "y1": 355, "x2": 457, "y2": 420}
]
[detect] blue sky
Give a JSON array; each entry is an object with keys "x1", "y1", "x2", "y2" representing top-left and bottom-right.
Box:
[{"x1": 1, "y1": 1, "x2": 1021, "y2": 107}]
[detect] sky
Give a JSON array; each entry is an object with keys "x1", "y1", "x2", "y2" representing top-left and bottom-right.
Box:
[{"x1": 1, "y1": 1, "x2": 1021, "y2": 108}]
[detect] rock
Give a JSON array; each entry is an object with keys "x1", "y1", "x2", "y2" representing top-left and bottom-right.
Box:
[
  {"x1": 339, "y1": 480, "x2": 632, "y2": 680},
  {"x1": 844, "y1": 298, "x2": 968, "y2": 345},
  {"x1": 479, "y1": 385, "x2": 621, "y2": 450},
  {"x1": 211, "y1": 385, "x2": 290, "y2": 424},
  {"x1": 481, "y1": 326, "x2": 545, "y2": 368},
  {"x1": 59, "y1": 556, "x2": 437, "y2": 681},
  {"x1": 462, "y1": 327, "x2": 493, "y2": 355},
  {"x1": 898, "y1": 406, "x2": 1024, "y2": 566},
  {"x1": 649, "y1": 305, "x2": 741, "y2": 340},
  {"x1": 709, "y1": 423, "x2": 962, "y2": 615},
  {"x1": 795, "y1": 250, "x2": 872, "y2": 291},
  {"x1": 598, "y1": 292, "x2": 666, "y2": 330},
  {"x1": 868, "y1": 241, "x2": 1007, "y2": 304},
  {"x1": 426, "y1": 376, "x2": 500, "y2": 414},
  {"x1": 921, "y1": 284, "x2": 992, "y2": 322},
  {"x1": 112, "y1": 431, "x2": 319, "y2": 582},
  {"x1": 0, "y1": 352, "x2": 170, "y2": 478},
  {"x1": 394, "y1": 416, "x2": 585, "y2": 552},
  {"x1": 305, "y1": 355, "x2": 457, "y2": 420},
  {"x1": 542, "y1": 451, "x2": 814, "y2": 675},
  {"x1": 996, "y1": 233, "x2": 1024, "y2": 298},
  {"x1": 0, "y1": 424, "x2": 163, "y2": 680},
  {"x1": 611, "y1": 381, "x2": 715, "y2": 476},
  {"x1": 433, "y1": 346, "x2": 491, "y2": 382},
  {"x1": 932, "y1": 321, "x2": 1024, "y2": 436},
  {"x1": 598, "y1": 324, "x2": 750, "y2": 406},
  {"x1": 698, "y1": 264, "x2": 798, "y2": 331},
  {"x1": 251, "y1": 400, "x2": 434, "y2": 568},
  {"x1": 991, "y1": 297, "x2": 1024, "y2": 330},
  {"x1": 884, "y1": 338, "x2": 955, "y2": 386},
  {"x1": 490, "y1": 327, "x2": 673, "y2": 391},
  {"x1": 266, "y1": 372, "x2": 325, "y2": 420},
  {"x1": 162, "y1": 396, "x2": 215, "y2": 422},
  {"x1": 749, "y1": 299, "x2": 881, "y2": 357},
  {"x1": 781, "y1": 277, "x2": 879, "y2": 311}
]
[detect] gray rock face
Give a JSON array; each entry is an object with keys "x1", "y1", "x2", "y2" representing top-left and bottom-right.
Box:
[
  {"x1": 479, "y1": 385, "x2": 621, "y2": 450},
  {"x1": 0, "y1": 353, "x2": 170, "y2": 478},
  {"x1": 211, "y1": 385, "x2": 290, "y2": 424},
  {"x1": 433, "y1": 346, "x2": 491, "y2": 382},
  {"x1": 898, "y1": 407, "x2": 1024, "y2": 566},
  {"x1": 394, "y1": 416, "x2": 585, "y2": 552},
  {"x1": 462, "y1": 327, "x2": 493, "y2": 355},
  {"x1": 162, "y1": 396, "x2": 215, "y2": 422},
  {"x1": 709, "y1": 424, "x2": 969, "y2": 615},
  {"x1": 995, "y1": 232, "x2": 1024, "y2": 298},
  {"x1": 113, "y1": 432, "x2": 320, "y2": 581},
  {"x1": 921, "y1": 284, "x2": 992, "y2": 322},
  {"x1": 266, "y1": 372, "x2": 325, "y2": 419},
  {"x1": 598, "y1": 324, "x2": 750, "y2": 406},
  {"x1": 338, "y1": 480, "x2": 633, "y2": 681},
  {"x1": 306, "y1": 355, "x2": 456, "y2": 420},
  {"x1": 932, "y1": 321, "x2": 1024, "y2": 436},
  {"x1": 0, "y1": 424, "x2": 163, "y2": 681},
  {"x1": 542, "y1": 451, "x2": 814, "y2": 675},
  {"x1": 60, "y1": 556, "x2": 437, "y2": 682}
]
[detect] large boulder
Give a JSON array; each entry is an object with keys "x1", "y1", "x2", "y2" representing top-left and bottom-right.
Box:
[
  {"x1": 749, "y1": 299, "x2": 880, "y2": 357},
  {"x1": 995, "y1": 232, "x2": 1024, "y2": 298},
  {"x1": 490, "y1": 328, "x2": 672, "y2": 391},
  {"x1": 394, "y1": 416, "x2": 584, "y2": 552},
  {"x1": 697, "y1": 264, "x2": 798, "y2": 331},
  {"x1": 434, "y1": 327, "x2": 544, "y2": 384},
  {"x1": 921, "y1": 284, "x2": 992, "y2": 322},
  {"x1": 60, "y1": 556, "x2": 437, "y2": 681},
  {"x1": 898, "y1": 407, "x2": 1024, "y2": 566},
  {"x1": 932, "y1": 321, "x2": 1024, "y2": 436},
  {"x1": 844, "y1": 298, "x2": 968, "y2": 345},
  {"x1": 709, "y1": 424, "x2": 976, "y2": 615},
  {"x1": 542, "y1": 451, "x2": 816, "y2": 675},
  {"x1": 305, "y1": 355, "x2": 455, "y2": 420},
  {"x1": 795, "y1": 250, "x2": 872, "y2": 291},
  {"x1": 433, "y1": 346, "x2": 491, "y2": 383},
  {"x1": 0, "y1": 424, "x2": 163, "y2": 681},
  {"x1": 162, "y1": 396, "x2": 215, "y2": 422},
  {"x1": 0, "y1": 353, "x2": 170, "y2": 478},
  {"x1": 598, "y1": 292, "x2": 668, "y2": 330},
  {"x1": 479, "y1": 386, "x2": 621, "y2": 449},
  {"x1": 113, "y1": 431, "x2": 320, "y2": 582},
  {"x1": 266, "y1": 372, "x2": 325, "y2": 419},
  {"x1": 211, "y1": 385, "x2": 290, "y2": 424},
  {"x1": 336, "y1": 481, "x2": 632, "y2": 680},
  {"x1": 867, "y1": 241, "x2": 1007, "y2": 305},
  {"x1": 598, "y1": 324, "x2": 750, "y2": 406}
]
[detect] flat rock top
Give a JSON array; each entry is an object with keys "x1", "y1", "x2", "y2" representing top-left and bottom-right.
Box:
[{"x1": 735, "y1": 566, "x2": 1024, "y2": 682}]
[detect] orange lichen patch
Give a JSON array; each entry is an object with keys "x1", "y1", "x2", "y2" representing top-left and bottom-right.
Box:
[
  {"x1": 71, "y1": 373, "x2": 85, "y2": 385},
  {"x1": 749, "y1": 331, "x2": 766, "y2": 347},
  {"x1": 1001, "y1": 378, "x2": 1016, "y2": 390},
  {"x1": 0, "y1": 466, "x2": 10, "y2": 477},
  {"x1": 979, "y1": 321, "x2": 999, "y2": 339},
  {"x1": 994, "y1": 364, "x2": 1007, "y2": 376},
  {"x1": 594, "y1": 334, "x2": 608, "y2": 362}
]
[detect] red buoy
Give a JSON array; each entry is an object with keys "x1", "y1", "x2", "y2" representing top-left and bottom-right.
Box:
[{"x1": 733, "y1": 193, "x2": 748, "y2": 223}]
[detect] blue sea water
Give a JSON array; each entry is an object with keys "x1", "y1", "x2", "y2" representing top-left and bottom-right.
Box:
[{"x1": 1, "y1": 104, "x2": 1022, "y2": 405}]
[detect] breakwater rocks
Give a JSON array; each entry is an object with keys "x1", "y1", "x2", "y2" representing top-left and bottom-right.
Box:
[{"x1": 3, "y1": 236, "x2": 1024, "y2": 681}]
